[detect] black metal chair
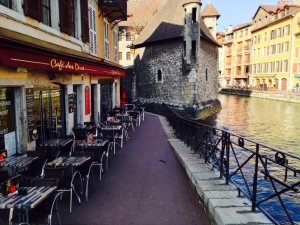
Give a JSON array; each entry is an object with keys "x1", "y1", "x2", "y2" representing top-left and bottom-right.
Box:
[
  {"x1": 127, "y1": 111, "x2": 140, "y2": 129},
  {"x1": 74, "y1": 152, "x2": 96, "y2": 201},
  {"x1": 43, "y1": 166, "x2": 82, "y2": 214},
  {"x1": 57, "y1": 134, "x2": 75, "y2": 157},
  {"x1": 19, "y1": 150, "x2": 47, "y2": 184},
  {"x1": 79, "y1": 143, "x2": 110, "y2": 180},
  {"x1": 36, "y1": 146, "x2": 58, "y2": 161}
]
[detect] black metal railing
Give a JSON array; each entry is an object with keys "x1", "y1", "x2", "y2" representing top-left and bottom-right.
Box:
[{"x1": 142, "y1": 102, "x2": 300, "y2": 225}]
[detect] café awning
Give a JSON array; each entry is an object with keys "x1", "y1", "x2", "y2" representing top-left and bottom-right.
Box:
[{"x1": 0, "y1": 36, "x2": 125, "y2": 77}]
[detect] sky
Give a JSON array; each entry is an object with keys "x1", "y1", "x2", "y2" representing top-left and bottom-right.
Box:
[{"x1": 204, "y1": 0, "x2": 283, "y2": 32}]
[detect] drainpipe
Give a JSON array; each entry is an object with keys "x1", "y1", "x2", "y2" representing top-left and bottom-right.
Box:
[{"x1": 289, "y1": 15, "x2": 295, "y2": 90}]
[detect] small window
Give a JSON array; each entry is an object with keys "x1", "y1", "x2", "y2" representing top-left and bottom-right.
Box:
[
  {"x1": 119, "y1": 52, "x2": 123, "y2": 60},
  {"x1": 157, "y1": 70, "x2": 162, "y2": 82},
  {"x1": 0, "y1": 0, "x2": 12, "y2": 8},
  {"x1": 126, "y1": 52, "x2": 131, "y2": 60},
  {"x1": 191, "y1": 41, "x2": 196, "y2": 56},
  {"x1": 42, "y1": 0, "x2": 51, "y2": 26},
  {"x1": 192, "y1": 8, "x2": 197, "y2": 23}
]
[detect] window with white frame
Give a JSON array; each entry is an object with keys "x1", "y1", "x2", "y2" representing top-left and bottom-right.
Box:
[
  {"x1": 277, "y1": 28, "x2": 281, "y2": 38},
  {"x1": 89, "y1": 3, "x2": 97, "y2": 56},
  {"x1": 264, "y1": 47, "x2": 266, "y2": 56},
  {"x1": 0, "y1": 0, "x2": 11, "y2": 8},
  {"x1": 256, "y1": 63, "x2": 260, "y2": 73},
  {"x1": 113, "y1": 28, "x2": 118, "y2": 63},
  {"x1": 275, "y1": 61, "x2": 279, "y2": 73},
  {"x1": 264, "y1": 32, "x2": 267, "y2": 42},
  {"x1": 283, "y1": 41, "x2": 289, "y2": 52},
  {"x1": 283, "y1": 59, "x2": 288, "y2": 72},
  {"x1": 104, "y1": 19, "x2": 110, "y2": 60},
  {"x1": 276, "y1": 43, "x2": 281, "y2": 54},
  {"x1": 126, "y1": 52, "x2": 131, "y2": 60},
  {"x1": 284, "y1": 25, "x2": 290, "y2": 36},
  {"x1": 268, "y1": 62, "x2": 272, "y2": 73},
  {"x1": 253, "y1": 49, "x2": 256, "y2": 58},
  {"x1": 262, "y1": 62, "x2": 266, "y2": 73},
  {"x1": 257, "y1": 48, "x2": 260, "y2": 57},
  {"x1": 252, "y1": 64, "x2": 256, "y2": 74}
]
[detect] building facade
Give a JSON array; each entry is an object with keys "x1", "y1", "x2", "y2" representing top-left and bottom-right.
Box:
[
  {"x1": 132, "y1": 0, "x2": 221, "y2": 120},
  {"x1": 0, "y1": 0, "x2": 127, "y2": 155},
  {"x1": 251, "y1": 3, "x2": 300, "y2": 91}
]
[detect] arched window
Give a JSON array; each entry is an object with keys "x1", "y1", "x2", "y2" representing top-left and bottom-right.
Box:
[
  {"x1": 205, "y1": 68, "x2": 208, "y2": 81},
  {"x1": 157, "y1": 69, "x2": 162, "y2": 82}
]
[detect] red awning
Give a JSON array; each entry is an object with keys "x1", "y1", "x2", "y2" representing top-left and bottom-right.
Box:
[{"x1": 0, "y1": 38, "x2": 125, "y2": 76}]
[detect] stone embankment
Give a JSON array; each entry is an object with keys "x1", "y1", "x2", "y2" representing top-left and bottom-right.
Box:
[
  {"x1": 219, "y1": 88, "x2": 300, "y2": 104},
  {"x1": 158, "y1": 115, "x2": 273, "y2": 225}
]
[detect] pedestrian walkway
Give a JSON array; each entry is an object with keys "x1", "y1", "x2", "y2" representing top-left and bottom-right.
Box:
[{"x1": 51, "y1": 112, "x2": 210, "y2": 225}]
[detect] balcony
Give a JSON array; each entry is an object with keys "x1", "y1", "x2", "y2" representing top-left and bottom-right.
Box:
[{"x1": 98, "y1": 0, "x2": 127, "y2": 22}]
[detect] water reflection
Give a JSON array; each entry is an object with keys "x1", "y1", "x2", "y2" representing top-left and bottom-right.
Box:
[{"x1": 201, "y1": 94, "x2": 300, "y2": 154}]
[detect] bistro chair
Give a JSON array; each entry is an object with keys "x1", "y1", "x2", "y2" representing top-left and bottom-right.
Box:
[
  {"x1": 74, "y1": 152, "x2": 96, "y2": 201},
  {"x1": 19, "y1": 150, "x2": 47, "y2": 184},
  {"x1": 128, "y1": 111, "x2": 140, "y2": 129},
  {"x1": 36, "y1": 146, "x2": 58, "y2": 162},
  {"x1": 79, "y1": 143, "x2": 110, "y2": 180},
  {"x1": 43, "y1": 166, "x2": 83, "y2": 214},
  {"x1": 56, "y1": 133, "x2": 75, "y2": 157}
]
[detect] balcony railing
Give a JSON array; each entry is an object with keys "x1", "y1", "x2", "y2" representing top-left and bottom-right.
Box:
[{"x1": 98, "y1": 0, "x2": 127, "y2": 22}]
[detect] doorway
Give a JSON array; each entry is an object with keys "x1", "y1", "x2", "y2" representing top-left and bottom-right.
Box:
[{"x1": 34, "y1": 83, "x2": 65, "y2": 146}]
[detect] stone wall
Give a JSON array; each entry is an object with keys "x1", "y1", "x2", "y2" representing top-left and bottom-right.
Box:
[{"x1": 134, "y1": 37, "x2": 221, "y2": 119}]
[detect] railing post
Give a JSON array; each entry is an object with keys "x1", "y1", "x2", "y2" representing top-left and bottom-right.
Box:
[
  {"x1": 252, "y1": 143, "x2": 259, "y2": 212},
  {"x1": 225, "y1": 132, "x2": 230, "y2": 185},
  {"x1": 220, "y1": 131, "x2": 226, "y2": 179}
]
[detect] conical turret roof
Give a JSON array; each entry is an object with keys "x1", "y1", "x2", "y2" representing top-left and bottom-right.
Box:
[{"x1": 201, "y1": 3, "x2": 220, "y2": 19}]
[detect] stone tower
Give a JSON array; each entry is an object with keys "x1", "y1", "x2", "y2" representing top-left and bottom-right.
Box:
[
  {"x1": 182, "y1": 0, "x2": 202, "y2": 70},
  {"x1": 201, "y1": 2, "x2": 220, "y2": 37}
]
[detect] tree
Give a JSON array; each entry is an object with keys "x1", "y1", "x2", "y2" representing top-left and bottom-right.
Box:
[{"x1": 126, "y1": 0, "x2": 167, "y2": 34}]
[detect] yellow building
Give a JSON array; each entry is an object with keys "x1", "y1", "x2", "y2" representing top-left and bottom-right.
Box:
[
  {"x1": 251, "y1": 3, "x2": 300, "y2": 91},
  {"x1": 0, "y1": 0, "x2": 127, "y2": 154},
  {"x1": 221, "y1": 23, "x2": 252, "y2": 88}
]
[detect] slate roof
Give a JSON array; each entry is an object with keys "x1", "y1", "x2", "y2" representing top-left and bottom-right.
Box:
[
  {"x1": 201, "y1": 3, "x2": 220, "y2": 19},
  {"x1": 134, "y1": 0, "x2": 220, "y2": 47}
]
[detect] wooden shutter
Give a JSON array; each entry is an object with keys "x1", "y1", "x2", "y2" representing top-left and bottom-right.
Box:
[
  {"x1": 24, "y1": 0, "x2": 42, "y2": 22},
  {"x1": 293, "y1": 63, "x2": 298, "y2": 73},
  {"x1": 59, "y1": 0, "x2": 72, "y2": 35},
  {"x1": 81, "y1": 0, "x2": 89, "y2": 42}
]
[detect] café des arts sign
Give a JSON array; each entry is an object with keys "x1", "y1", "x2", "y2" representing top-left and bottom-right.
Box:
[{"x1": 0, "y1": 45, "x2": 125, "y2": 77}]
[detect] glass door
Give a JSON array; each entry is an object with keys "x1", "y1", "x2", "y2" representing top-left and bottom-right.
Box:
[{"x1": 34, "y1": 84, "x2": 65, "y2": 146}]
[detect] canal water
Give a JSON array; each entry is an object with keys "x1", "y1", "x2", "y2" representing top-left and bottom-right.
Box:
[{"x1": 200, "y1": 94, "x2": 300, "y2": 224}]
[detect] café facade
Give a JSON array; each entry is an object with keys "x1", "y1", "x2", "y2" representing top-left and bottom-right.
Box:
[{"x1": 0, "y1": 35, "x2": 125, "y2": 156}]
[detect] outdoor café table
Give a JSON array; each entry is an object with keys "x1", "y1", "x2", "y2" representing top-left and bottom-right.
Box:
[
  {"x1": 40, "y1": 138, "x2": 73, "y2": 147},
  {"x1": 46, "y1": 156, "x2": 91, "y2": 204},
  {"x1": 0, "y1": 154, "x2": 38, "y2": 176},
  {"x1": 0, "y1": 186, "x2": 57, "y2": 224},
  {"x1": 100, "y1": 125, "x2": 123, "y2": 154}
]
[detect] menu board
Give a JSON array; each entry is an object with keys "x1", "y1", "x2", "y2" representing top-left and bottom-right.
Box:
[
  {"x1": 4, "y1": 132, "x2": 16, "y2": 156},
  {"x1": 68, "y1": 93, "x2": 76, "y2": 113},
  {"x1": 26, "y1": 88, "x2": 37, "y2": 142}
]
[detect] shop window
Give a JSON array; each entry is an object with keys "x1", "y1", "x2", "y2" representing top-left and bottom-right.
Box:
[
  {"x1": 0, "y1": 0, "x2": 11, "y2": 8},
  {"x1": 0, "y1": 88, "x2": 16, "y2": 154},
  {"x1": 88, "y1": 3, "x2": 97, "y2": 55}
]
